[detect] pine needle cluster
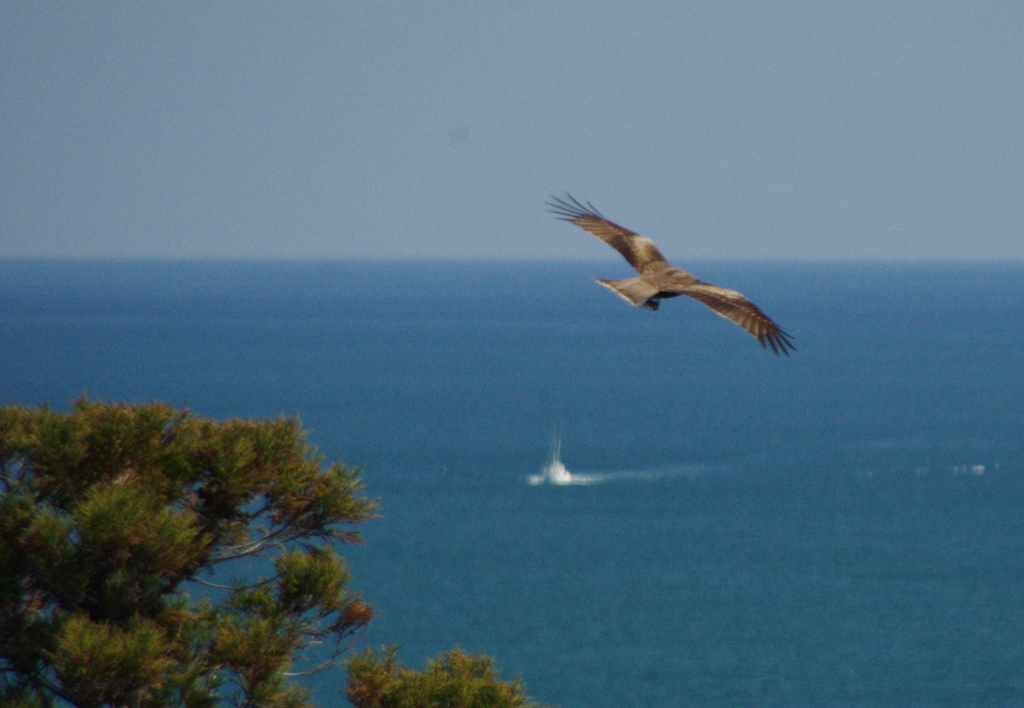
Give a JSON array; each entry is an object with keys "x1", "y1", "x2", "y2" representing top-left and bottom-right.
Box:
[{"x1": 347, "y1": 648, "x2": 547, "y2": 708}]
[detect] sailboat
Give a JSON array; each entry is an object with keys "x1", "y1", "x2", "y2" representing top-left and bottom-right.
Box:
[{"x1": 527, "y1": 435, "x2": 594, "y2": 485}]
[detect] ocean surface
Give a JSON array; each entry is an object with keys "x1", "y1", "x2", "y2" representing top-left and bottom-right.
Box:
[{"x1": 2, "y1": 260, "x2": 1024, "y2": 707}]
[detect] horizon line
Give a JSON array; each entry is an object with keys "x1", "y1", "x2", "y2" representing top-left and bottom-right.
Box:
[{"x1": 2, "y1": 255, "x2": 1023, "y2": 265}]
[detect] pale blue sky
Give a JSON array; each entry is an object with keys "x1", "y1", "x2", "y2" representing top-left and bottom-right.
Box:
[{"x1": 2, "y1": 2, "x2": 1023, "y2": 260}]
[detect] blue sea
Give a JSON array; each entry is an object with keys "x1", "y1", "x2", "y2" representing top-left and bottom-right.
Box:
[{"x1": 2, "y1": 260, "x2": 1024, "y2": 707}]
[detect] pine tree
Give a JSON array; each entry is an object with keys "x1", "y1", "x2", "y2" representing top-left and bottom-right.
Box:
[{"x1": 0, "y1": 399, "x2": 376, "y2": 708}]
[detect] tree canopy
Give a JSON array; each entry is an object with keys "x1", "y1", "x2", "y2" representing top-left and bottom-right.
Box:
[{"x1": 0, "y1": 399, "x2": 375, "y2": 708}]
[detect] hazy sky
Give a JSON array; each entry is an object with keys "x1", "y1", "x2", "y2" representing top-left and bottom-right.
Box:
[{"x1": 2, "y1": 2, "x2": 1023, "y2": 260}]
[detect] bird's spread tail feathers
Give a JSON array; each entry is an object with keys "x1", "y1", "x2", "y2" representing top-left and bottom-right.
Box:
[{"x1": 595, "y1": 278, "x2": 660, "y2": 308}]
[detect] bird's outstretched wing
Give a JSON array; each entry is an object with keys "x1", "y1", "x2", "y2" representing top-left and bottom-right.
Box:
[
  {"x1": 680, "y1": 282, "x2": 795, "y2": 355},
  {"x1": 546, "y1": 194, "x2": 668, "y2": 273}
]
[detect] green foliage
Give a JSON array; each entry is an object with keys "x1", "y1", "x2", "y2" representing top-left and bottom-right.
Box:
[
  {"x1": 0, "y1": 398, "x2": 376, "y2": 708},
  {"x1": 346, "y1": 648, "x2": 547, "y2": 708}
]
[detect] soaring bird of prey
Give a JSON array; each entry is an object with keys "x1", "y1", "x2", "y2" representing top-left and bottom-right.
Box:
[{"x1": 548, "y1": 194, "x2": 795, "y2": 355}]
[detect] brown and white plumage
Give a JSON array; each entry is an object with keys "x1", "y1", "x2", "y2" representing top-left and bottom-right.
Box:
[{"x1": 547, "y1": 194, "x2": 795, "y2": 355}]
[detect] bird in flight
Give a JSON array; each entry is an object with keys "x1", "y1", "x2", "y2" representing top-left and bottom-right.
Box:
[{"x1": 547, "y1": 194, "x2": 795, "y2": 355}]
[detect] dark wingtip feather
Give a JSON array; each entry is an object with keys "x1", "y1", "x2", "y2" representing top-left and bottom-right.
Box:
[
  {"x1": 762, "y1": 328, "x2": 796, "y2": 356},
  {"x1": 546, "y1": 193, "x2": 605, "y2": 222}
]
